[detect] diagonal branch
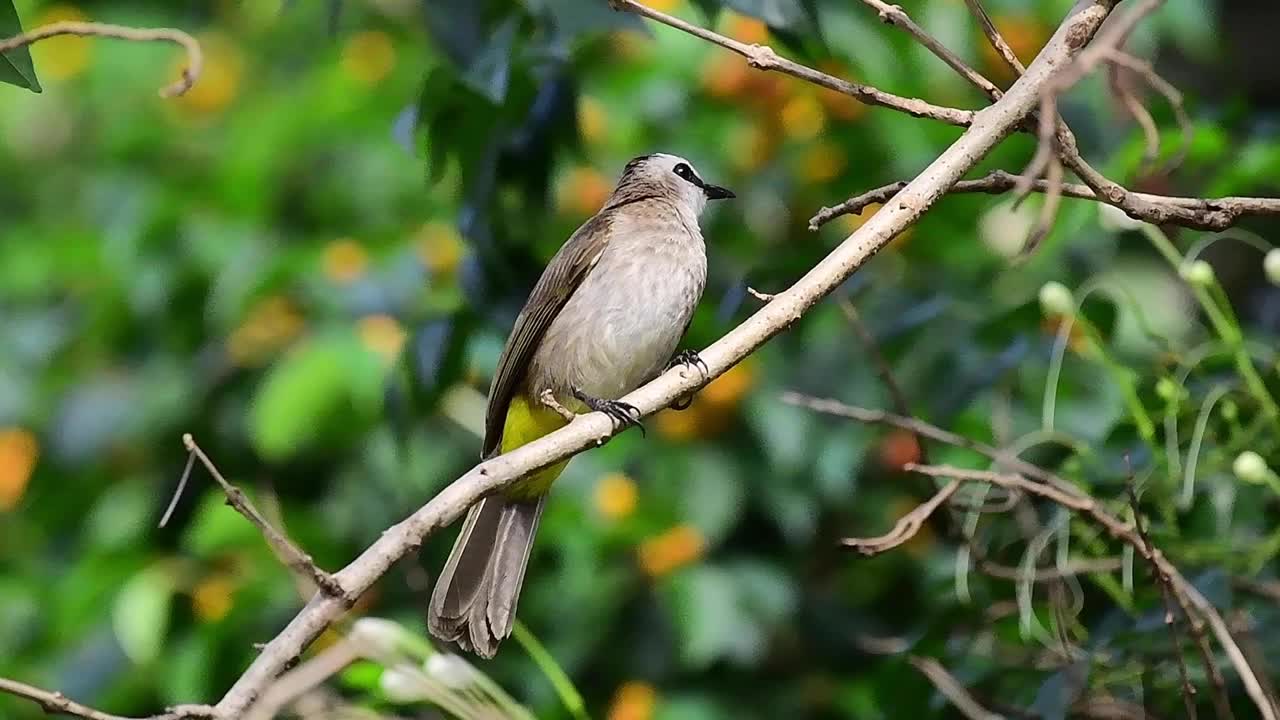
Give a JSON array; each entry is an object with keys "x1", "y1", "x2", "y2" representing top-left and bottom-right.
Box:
[
  {"x1": 213, "y1": 4, "x2": 1123, "y2": 716},
  {"x1": 0, "y1": 21, "x2": 201, "y2": 96},
  {"x1": 181, "y1": 434, "x2": 347, "y2": 600},
  {"x1": 856, "y1": 0, "x2": 1003, "y2": 100},
  {"x1": 965, "y1": 0, "x2": 1026, "y2": 76}
]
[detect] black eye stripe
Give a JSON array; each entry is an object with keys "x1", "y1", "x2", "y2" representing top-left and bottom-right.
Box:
[{"x1": 673, "y1": 163, "x2": 697, "y2": 183}]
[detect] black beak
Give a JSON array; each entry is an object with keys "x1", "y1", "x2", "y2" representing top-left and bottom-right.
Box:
[{"x1": 702, "y1": 183, "x2": 735, "y2": 200}]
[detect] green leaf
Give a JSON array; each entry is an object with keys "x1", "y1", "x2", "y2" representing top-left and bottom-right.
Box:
[
  {"x1": 0, "y1": 0, "x2": 41, "y2": 92},
  {"x1": 249, "y1": 331, "x2": 387, "y2": 460},
  {"x1": 112, "y1": 564, "x2": 176, "y2": 665}
]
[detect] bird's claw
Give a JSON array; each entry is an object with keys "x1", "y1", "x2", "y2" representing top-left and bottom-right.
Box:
[
  {"x1": 572, "y1": 388, "x2": 645, "y2": 437},
  {"x1": 666, "y1": 349, "x2": 708, "y2": 378}
]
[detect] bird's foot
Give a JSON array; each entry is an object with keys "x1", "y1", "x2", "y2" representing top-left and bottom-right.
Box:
[
  {"x1": 665, "y1": 349, "x2": 707, "y2": 410},
  {"x1": 665, "y1": 349, "x2": 708, "y2": 378},
  {"x1": 539, "y1": 389, "x2": 577, "y2": 422},
  {"x1": 572, "y1": 388, "x2": 645, "y2": 437}
]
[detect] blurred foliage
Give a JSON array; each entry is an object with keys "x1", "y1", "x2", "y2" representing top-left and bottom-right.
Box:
[{"x1": 2, "y1": 0, "x2": 1280, "y2": 718}]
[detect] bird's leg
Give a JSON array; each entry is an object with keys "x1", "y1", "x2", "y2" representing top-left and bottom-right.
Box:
[
  {"x1": 572, "y1": 387, "x2": 645, "y2": 436},
  {"x1": 538, "y1": 389, "x2": 577, "y2": 422},
  {"x1": 665, "y1": 349, "x2": 708, "y2": 410}
]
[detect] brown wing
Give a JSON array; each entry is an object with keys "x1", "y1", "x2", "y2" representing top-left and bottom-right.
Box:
[{"x1": 482, "y1": 210, "x2": 615, "y2": 457}]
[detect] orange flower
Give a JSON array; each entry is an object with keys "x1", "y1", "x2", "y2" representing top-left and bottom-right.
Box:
[
  {"x1": 723, "y1": 12, "x2": 769, "y2": 45},
  {"x1": 192, "y1": 573, "x2": 236, "y2": 622},
  {"x1": 877, "y1": 430, "x2": 921, "y2": 471},
  {"x1": 638, "y1": 524, "x2": 706, "y2": 577},
  {"x1": 557, "y1": 166, "x2": 612, "y2": 217},
  {"x1": 608, "y1": 681, "x2": 658, "y2": 720},
  {"x1": 0, "y1": 428, "x2": 38, "y2": 511},
  {"x1": 780, "y1": 94, "x2": 825, "y2": 140},
  {"x1": 700, "y1": 361, "x2": 754, "y2": 409}
]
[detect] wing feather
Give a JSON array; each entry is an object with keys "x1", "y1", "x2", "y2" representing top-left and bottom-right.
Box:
[{"x1": 482, "y1": 211, "x2": 614, "y2": 457}]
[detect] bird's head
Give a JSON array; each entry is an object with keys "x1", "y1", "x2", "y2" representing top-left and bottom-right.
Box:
[{"x1": 613, "y1": 153, "x2": 734, "y2": 215}]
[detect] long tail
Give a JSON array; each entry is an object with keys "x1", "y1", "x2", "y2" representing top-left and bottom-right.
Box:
[{"x1": 427, "y1": 495, "x2": 547, "y2": 658}]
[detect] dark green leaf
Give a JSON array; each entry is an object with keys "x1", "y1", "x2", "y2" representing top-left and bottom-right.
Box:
[{"x1": 0, "y1": 0, "x2": 40, "y2": 92}]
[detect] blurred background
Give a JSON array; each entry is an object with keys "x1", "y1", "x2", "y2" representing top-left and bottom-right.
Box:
[{"x1": 2, "y1": 0, "x2": 1280, "y2": 718}]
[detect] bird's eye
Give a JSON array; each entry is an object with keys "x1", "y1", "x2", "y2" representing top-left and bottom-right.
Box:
[{"x1": 673, "y1": 163, "x2": 692, "y2": 180}]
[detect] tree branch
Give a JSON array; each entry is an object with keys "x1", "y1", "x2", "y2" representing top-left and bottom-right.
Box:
[
  {"x1": 809, "y1": 170, "x2": 1280, "y2": 230},
  {"x1": 0, "y1": 21, "x2": 201, "y2": 97},
  {"x1": 0, "y1": 678, "x2": 215, "y2": 720},
  {"x1": 608, "y1": 0, "x2": 976, "y2": 127},
  {"x1": 181, "y1": 434, "x2": 347, "y2": 600},
  {"x1": 210, "y1": 4, "x2": 1123, "y2": 715}
]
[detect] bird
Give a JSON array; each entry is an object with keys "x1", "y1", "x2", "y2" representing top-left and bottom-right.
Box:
[{"x1": 427, "y1": 153, "x2": 734, "y2": 658}]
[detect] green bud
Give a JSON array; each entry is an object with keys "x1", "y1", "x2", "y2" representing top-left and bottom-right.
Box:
[
  {"x1": 1155, "y1": 377, "x2": 1179, "y2": 402},
  {"x1": 1233, "y1": 451, "x2": 1270, "y2": 485},
  {"x1": 1220, "y1": 399, "x2": 1238, "y2": 422},
  {"x1": 1179, "y1": 260, "x2": 1214, "y2": 287},
  {"x1": 1038, "y1": 281, "x2": 1074, "y2": 317},
  {"x1": 1265, "y1": 249, "x2": 1280, "y2": 287}
]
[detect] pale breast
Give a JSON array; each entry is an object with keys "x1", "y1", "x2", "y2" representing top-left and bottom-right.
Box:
[{"x1": 528, "y1": 209, "x2": 707, "y2": 401}]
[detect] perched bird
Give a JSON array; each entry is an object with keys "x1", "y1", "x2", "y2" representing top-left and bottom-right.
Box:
[{"x1": 427, "y1": 153, "x2": 734, "y2": 657}]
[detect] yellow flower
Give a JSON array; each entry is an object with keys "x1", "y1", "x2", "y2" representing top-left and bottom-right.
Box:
[
  {"x1": 323, "y1": 239, "x2": 368, "y2": 284},
  {"x1": 415, "y1": 221, "x2": 465, "y2": 275},
  {"x1": 654, "y1": 406, "x2": 702, "y2": 441},
  {"x1": 608, "y1": 681, "x2": 658, "y2": 720},
  {"x1": 700, "y1": 361, "x2": 754, "y2": 409},
  {"x1": 595, "y1": 472, "x2": 638, "y2": 520},
  {"x1": 227, "y1": 295, "x2": 305, "y2": 366},
  {"x1": 780, "y1": 94, "x2": 825, "y2": 141},
  {"x1": 578, "y1": 95, "x2": 609, "y2": 145},
  {"x1": 638, "y1": 524, "x2": 706, "y2": 577},
  {"x1": 0, "y1": 428, "x2": 38, "y2": 511},
  {"x1": 32, "y1": 5, "x2": 91, "y2": 81},
  {"x1": 358, "y1": 314, "x2": 408, "y2": 363},
  {"x1": 341, "y1": 30, "x2": 396, "y2": 85},
  {"x1": 800, "y1": 141, "x2": 845, "y2": 183},
  {"x1": 192, "y1": 573, "x2": 236, "y2": 622}
]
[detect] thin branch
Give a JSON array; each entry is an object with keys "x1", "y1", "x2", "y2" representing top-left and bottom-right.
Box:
[
  {"x1": 977, "y1": 557, "x2": 1123, "y2": 582},
  {"x1": 181, "y1": 434, "x2": 347, "y2": 600},
  {"x1": 809, "y1": 169, "x2": 1280, "y2": 230},
  {"x1": 842, "y1": 480, "x2": 959, "y2": 554},
  {"x1": 608, "y1": 0, "x2": 976, "y2": 127},
  {"x1": 1108, "y1": 60, "x2": 1163, "y2": 169},
  {"x1": 1105, "y1": 49, "x2": 1193, "y2": 171},
  {"x1": 908, "y1": 656, "x2": 1007, "y2": 720},
  {"x1": 0, "y1": 678, "x2": 215, "y2": 720},
  {"x1": 856, "y1": 0, "x2": 1003, "y2": 100},
  {"x1": 0, "y1": 21, "x2": 201, "y2": 97},
  {"x1": 244, "y1": 639, "x2": 362, "y2": 720},
  {"x1": 964, "y1": 0, "x2": 1026, "y2": 76},
  {"x1": 214, "y1": 6, "x2": 1123, "y2": 715},
  {"x1": 1127, "y1": 483, "x2": 1199, "y2": 720}
]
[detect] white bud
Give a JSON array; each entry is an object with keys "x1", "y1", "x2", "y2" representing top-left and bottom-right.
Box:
[
  {"x1": 380, "y1": 666, "x2": 432, "y2": 703},
  {"x1": 1264, "y1": 249, "x2": 1280, "y2": 286},
  {"x1": 425, "y1": 652, "x2": 474, "y2": 689},
  {"x1": 1233, "y1": 451, "x2": 1271, "y2": 485},
  {"x1": 349, "y1": 617, "x2": 406, "y2": 658},
  {"x1": 1098, "y1": 202, "x2": 1145, "y2": 232},
  {"x1": 1038, "y1": 281, "x2": 1075, "y2": 317},
  {"x1": 1179, "y1": 260, "x2": 1214, "y2": 287}
]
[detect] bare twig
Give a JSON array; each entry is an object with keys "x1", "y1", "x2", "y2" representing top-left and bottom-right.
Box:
[
  {"x1": 843, "y1": 480, "x2": 959, "y2": 554},
  {"x1": 181, "y1": 434, "x2": 346, "y2": 600},
  {"x1": 211, "y1": 7, "x2": 1123, "y2": 715},
  {"x1": 908, "y1": 656, "x2": 1007, "y2": 720},
  {"x1": 1104, "y1": 49, "x2": 1193, "y2": 171},
  {"x1": 608, "y1": 0, "x2": 976, "y2": 127},
  {"x1": 0, "y1": 21, "x2": 201, "y2": 96},
  {"x1": 978, "y1": 557, "x2": 1123, "y2": 582},
  {"x1": 1127, "y1": 483, "x2": 1199, "y2": 720},
  {"x1": 746, "y1": 285, "x2": 776, "y2": 302},
  {"x1": 244, "y1": 639, "x2": 361, "y2": 720},
  {"x1": 158, "y1": 450, "x2": 197, "y2": 528},
  {"x1": 1108, "y1": 60, "x2": 1163, "y2": 169},
  {"x1": 964, "y1": 0, "x2": 1026, "y2": 76},
  {"x1": 0, "y1": 678, "x2": 215, "y2": 720},
  {"x1": 809, "y1": 169, "x2": 1280, "y2": 230},
  {"x1": 856, "y1": 0, "x2": 1003, "y2": 100}
]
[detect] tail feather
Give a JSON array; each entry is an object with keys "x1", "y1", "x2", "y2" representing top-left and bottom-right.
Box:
[{"x1": 428, "y1": 495, "x2": 546, "y2": 658}]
